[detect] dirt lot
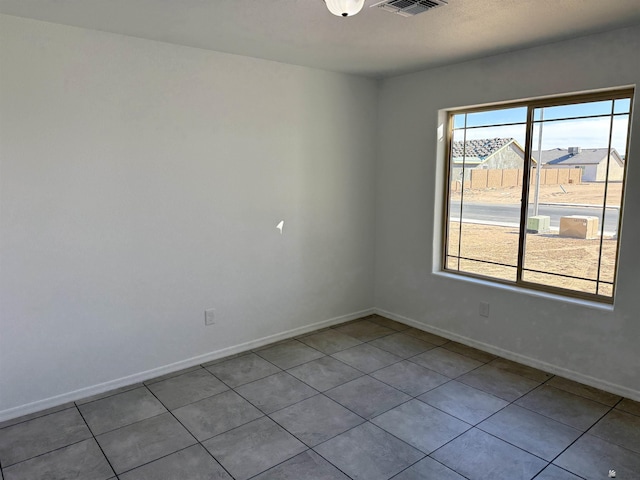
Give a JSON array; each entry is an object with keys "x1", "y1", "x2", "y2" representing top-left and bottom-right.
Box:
[
  {"x1": 447, "y1": 222, "x2": 617, "y2": 297},
  {"x1": 446, "y1": 182, "x2": 622, "y2": 297},
  {"x1": 452, "y1": 182, "x2": 623, "y2": 206}
]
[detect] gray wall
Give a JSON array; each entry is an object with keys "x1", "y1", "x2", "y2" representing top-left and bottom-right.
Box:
[
  {"x1": 375, "y1": 25, "x2": 640, "y2": 399},
  {"x1": 0, "y1": 15, "x2": 378, "y2": 417}
]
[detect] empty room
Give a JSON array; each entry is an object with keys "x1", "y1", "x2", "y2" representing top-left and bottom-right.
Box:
[{"x1": 1, "y1": 1, "x2": 639, "y2": 479}]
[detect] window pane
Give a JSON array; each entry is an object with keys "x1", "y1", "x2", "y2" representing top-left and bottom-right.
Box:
[
  {"x1": 462, "y1": 125, "x2": 527, "y2": 151},
  {"x1": 447, "y1": 128, "x2": 466, "y2": 268},
  {"x1": 534, "y1": 100, "x2": 613, "y2": 121},
  {"x1": 611, "y1": 114, "x2": 631, "y2": 160},
  {"x1": 445, "y1": 115, "x2": 526, "y2": 283},
  {"x1": 522, "y1": 270, "x2": 597, "y2": 295},
  {"x1": 446, "y1": 254, "x2": 460, "y2": 271},
  {"x1": 614, "y1": 98, "x2": 631, "y2": 114},
  {"x1": 597, "y1": 114, "x2": 629, "y2": 290},
  {"x1": 465, "y1": 106, "x2": 527, "y2": 128},
  {"x1": 458, "y1": 223, "x2": 518, "y2": 282},
  {"x1": 453, "y1": 113, "x2": 466, "y2": 130},
  {"x1": 524, "y1": 102, "x2": 619, "y2": 297},
  {"x1": 530, "y1": 116, "x2": 612, "y2": 154},
  {"x1": 459, "y1": 257, "x2": 516, "y2": 282},
  {"x1": 523, "y1": 234, "x2": 604, "y2": 283},
  {"x1": 598, "y1": 283, "x2": 614, "y2": 297}
]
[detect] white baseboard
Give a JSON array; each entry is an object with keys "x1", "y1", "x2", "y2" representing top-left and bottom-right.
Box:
[
  {"x1": 0, "y1": 308, "x2": 374, "y2": 423},
  {"x1": 375, "y1": 307, "x2": 640, "y2": 403},
  {"x1": 7, "y1": 305, "x2": 634, "y2": 424}
]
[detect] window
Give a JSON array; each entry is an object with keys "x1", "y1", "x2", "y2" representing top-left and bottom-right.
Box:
[{"x1": 443, "y1": 88, "x2": 633, "y2": 302}]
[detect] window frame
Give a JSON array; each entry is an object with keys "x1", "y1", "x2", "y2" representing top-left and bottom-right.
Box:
[{"x1": 441, "y1": 88, "x2": 634, "y2": 304}]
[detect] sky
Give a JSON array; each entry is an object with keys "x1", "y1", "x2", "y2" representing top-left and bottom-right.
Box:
[{"x1": 453, "y1": 99, "x2": 631, "y2": 156}]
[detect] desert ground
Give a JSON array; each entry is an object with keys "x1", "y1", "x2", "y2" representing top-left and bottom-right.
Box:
[
  {"x1": 451, "y1": 182, "x2": 623, "y2": 206},
  {"x1": 446, "y1": 182, "x2": 621, "y2": 297}
]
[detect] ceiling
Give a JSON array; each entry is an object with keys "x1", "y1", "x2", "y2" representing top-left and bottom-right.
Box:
[{"x1": 1, "y1": 0, "x2": 640, "y2": 77}]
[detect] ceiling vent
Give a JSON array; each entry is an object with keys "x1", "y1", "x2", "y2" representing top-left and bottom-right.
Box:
[{"x1": 370, "y1": 0, "x2": 448, "y2": 17}]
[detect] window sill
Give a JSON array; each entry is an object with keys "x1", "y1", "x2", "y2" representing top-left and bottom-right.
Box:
[{"x1": 433, "y1": 271, "x2": 615, "y2": 312}]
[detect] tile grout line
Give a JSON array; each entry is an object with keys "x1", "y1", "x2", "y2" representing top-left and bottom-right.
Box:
[
  {"x1": 2, "y1": 316, "x2": 636, "y2": 479},
  {"x1": 177, "y1": 325, "x2": 501, "y2": 428},
  {"x1": 252, "y1": 337, "x2": 327, "y2": 367},
  {"x1": 116, "y1": 349, "x2": 608, "y2": 480},
  {"x1": 115, "y1": 444, "x2": 194, "y2": 478},
  {"x1": 214, "y1": 329, "x2": 433, "y2": 480},
  {"x1": 196, "y1": 354, "x2": 327, "y2": 480},
  {"x1": 539, "y1": 396, "x2": 628, "y2": 476},
  {"x1": 544, "y1": 376, "x2": 623, "y2": 407},
  {"x1": 119, "y1": 321, "x2": 547, "y2": 477},
  {"x1": 2, "y1": 324, "x2": 357, "y2": 440},
  {"x1": 270, "y1": 353, "x2": 473, "y2": 480},
  {"x1": 416, "y1": 348, "x2": 544, "y2": 432},
  {"x1": 450, "y1": 371, "x2": 622, "y2": 479},
  {"x1": 75, "y1": 383, "x2": 146, "y2": 407},
  {"x1": 0, "y1": 403, "x2": 78, "y2": 431},
  {"x1": 307, "y1": 416, "x2": 422, "y2": 479},
  {"x1": 391, "y1": 455, "x2": 474, "y2": 480},
  {"x1": 77, "y1": 370, "x2": 241, "y2": 476},
  {"x1": 0, "y1": 328, "x2": 532, "y2": 478},
  {"x1": 69, "y1": 324, "x2": 424, "y2": 452},
  {"x1": 141, "y1": 383, "x2": 238, "y2": 480},
  {"x1": 391, "y1": 326, "x2": 632, "y2": 479},
  {"x1": 0, "y1": 437, "x2": 92, "y2": 471},
  {"x1": 143, "y1": 364, "x2": 206, "y2": 386},
  {"x1": 437, "y1": 371, "x2": 566, "y2": 475},
  {"x1": 265, "y1": 399, "x2": 365, "y2": 450},
  {"x1": 78, "y1": 402, "x2": 168, "y2": 437},
  {"x1": 426, "y1": 425, "x2": 551, "y2": 479},
  {"x1": 208, "y1": 348, "x2": 328, "y2": 425},
  {"x1": 204, "y1": 356, "x2": 284, "y2": 390},
  {"x1": 154, "y1": 352, "x2": 338, "y2": 421},
  {"x1": 232, "y1": 363, "x2": 400, "y2": 480},
  {"x1": 530, "y1": 463, "x2": 587, "y2": 480},
  {"x1": 0, "y1": 421, "x2": 112, "y2": 475},
  {"x1": 361, "y1": 326, "x2": 568, "y2": 478},
  {"x1": 75, "y1": 404, "x2": 119, "y2": 479},
  {"x1": 242, "y1": 448, "x2": 348, "y2": 480},
  {"x1": 220, "y1": 332, "x2": 436, "y2": 431},
  {"x1": 513, "y1": 382, "x2": 617, "y2": 431},
  {"x1": 531, "y1": 434, "x2": 604, "y2": 478}
]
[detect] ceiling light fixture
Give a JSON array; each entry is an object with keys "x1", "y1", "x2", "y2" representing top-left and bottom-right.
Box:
[{"x1": 325, "y1": 0, "x2": 366, "y2": 17}]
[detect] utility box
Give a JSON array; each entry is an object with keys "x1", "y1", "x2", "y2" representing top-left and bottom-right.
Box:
[
  {"x1": 559, "y1": 215, "x2": 599, "y2": 239},
  {"x1": 527, "y1": 215, "x2": 551, "y2": 233}
]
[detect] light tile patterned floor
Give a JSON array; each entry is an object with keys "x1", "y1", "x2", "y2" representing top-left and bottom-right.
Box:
[{"x1": 1, "y1": 314, "x2": 639, "y2": 479}]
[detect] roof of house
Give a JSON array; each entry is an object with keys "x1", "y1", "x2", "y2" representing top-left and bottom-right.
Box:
[
  {"x1": 451, "y1": 138, "x2": 516, "y2": 160},
  {"x1": 541, "y1": 148, "x2": 623, "y2": 166}
]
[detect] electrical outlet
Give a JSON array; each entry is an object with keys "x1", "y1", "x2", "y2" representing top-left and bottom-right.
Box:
[
  {"x1": 205, "y1": 308, "x2": 215, "y2": 326},
  {"x1": 479, "y1": 301, "x2": 490, "y2": 317}
]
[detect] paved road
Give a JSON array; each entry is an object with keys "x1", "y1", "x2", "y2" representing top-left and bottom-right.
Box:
[{"x1": 449, "y1": 201, "x2": 619, "y2": 233}]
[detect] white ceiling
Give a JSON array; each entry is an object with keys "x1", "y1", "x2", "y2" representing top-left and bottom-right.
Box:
[{"x1": 1, "y1": 0, "x2": 640, "y2": 77}]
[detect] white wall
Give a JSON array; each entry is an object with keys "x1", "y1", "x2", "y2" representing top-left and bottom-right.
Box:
[
  {"x1": 0, "y1": 15, "x2": 378, "y2": 417},
  {"x1": 375, "y1": 25, "x2": 640, "y2": 399},
  {"x1": 2, "y1": 14, "x2": 639, "y2": 421}
]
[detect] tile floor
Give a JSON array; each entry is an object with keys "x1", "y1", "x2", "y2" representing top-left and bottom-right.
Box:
[{"x1": 1, "y1": 315, "x2": 639, "y2": 480}]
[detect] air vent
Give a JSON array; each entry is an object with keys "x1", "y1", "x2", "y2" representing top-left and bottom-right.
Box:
[{"x1": 370, "y1": 0, "x2": 448, "y2": 17}]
